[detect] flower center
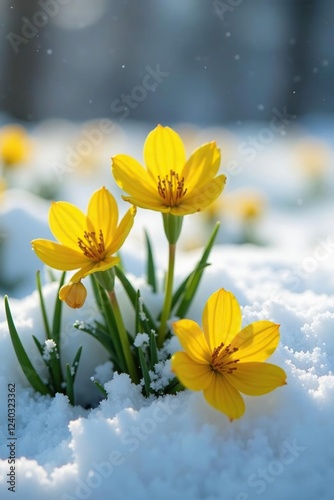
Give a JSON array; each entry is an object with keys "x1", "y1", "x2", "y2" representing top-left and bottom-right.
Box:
[
  {"x1": 78, "y1": 230, "x2": 106, "y2": 261},
  {"x1": 211, "y1": 342, "x2": 239, "y2": 374},
  {"x1": 157, "y1": 170, "x2": 187, "y2": 207}
]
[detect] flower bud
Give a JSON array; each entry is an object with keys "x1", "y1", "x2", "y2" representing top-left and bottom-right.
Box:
[{"x1": 59, "y1": 281, "x2": 87, "y2": 308}]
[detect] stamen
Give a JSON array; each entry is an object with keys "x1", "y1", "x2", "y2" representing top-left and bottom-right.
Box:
[
  {"x1": 157, "y1": 170, "x2": 187, "y2": 207},
  {"x1": 212, "y1": 342, "x2": 225, "y2": 360},
  {"x1": 78, "y1": 229, "x2": 105, "y2": 261},
  {"x1": 211, "y1": 343, "x2": 239, "y2": 374}
]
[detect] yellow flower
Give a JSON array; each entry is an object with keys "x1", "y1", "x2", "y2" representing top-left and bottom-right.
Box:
[
  {"x1": 112, "y1": 124, "x2": 226, "y2": 215},
  {"x1": 216, "y1": 189, "x2": 265, "y2": 222},
  {"x1": 31, "y1": 187, "x2": 136, "y2": 282},
  {"x1": 59, "y1": 281, "x2": 87, "y2": 308},
  {"x1": 171, "y1": 289, "x2": 287, "y2": 420},
  {"x1": 296, "y1": 139, "x2": 329, "y2": 178},
  {"x1": 0, "y1": 124, "x2": 31, "y2": 167}
]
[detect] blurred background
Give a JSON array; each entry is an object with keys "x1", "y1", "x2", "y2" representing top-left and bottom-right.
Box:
[{"x1": 0, "y1": 0, "x2": 333, "y2": 124}]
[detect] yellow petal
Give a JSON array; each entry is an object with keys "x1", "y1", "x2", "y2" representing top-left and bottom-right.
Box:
[
  {"x1": 172, "y1": 175, "x2": 226, "y2": 215},
  {"x1": 70, "y1": 256, "x2": 120, "y2": 281},
  {"x1": 181, "y1": 142, "x2": 221, "y2": 191},
  {"x1": 202, "y1": 289, "x2": 242, "y2": 351},
  {"x1": 172, "y1": 319, "x2": 211, "y2": 363},
  {"x1": 203, "y1": 374, "x2": 245, "y2": 420},
  {"x1": 49, "y1": 201, "x2": 87, "y2": 250},
  {"x1": 171, "y1": 352, "x2": 213, "y2": 391},
  {"x1": 230, "y1": 321, "x2": 280, "y2": 362},
  {"x1": 31, "y1": 239, "x2": 87, "y2": 270},
  {"x1": 87, "y1": 187, "x2": 118, "y2": 249},
  {"x1": 165, "y1": 204, "x2": 193, "y2": 216},
  {"x1": 227, "y1": 362, "x2": 287, "y2": 396},
  {"x1": 108, "y1": 206, "x2": 136, "y2": 254},
  {"x1": 144, "y1": 125, "x2": 186, "y2": 179},
  {"x1": 112, "y1": 154, "x2": 157, "y2": 202},
  {"x1": 122, "y1": 195, "x2": 171, "y2": 212}
]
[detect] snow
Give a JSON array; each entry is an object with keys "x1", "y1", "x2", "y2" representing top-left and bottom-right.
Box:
[
  {"x1": 1, "y1": 119, "x2": 334, "y2": 499},
  {"x1": 133, "y1": 333, "x2": 149, "y2": 348},
  {"x1": 42, "y1": 339, "x2": 57, "y2": 362}
]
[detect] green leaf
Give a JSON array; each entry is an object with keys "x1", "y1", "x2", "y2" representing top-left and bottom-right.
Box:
[
  {"x1": 135, "y1": 290, "x2": 142, "y2": 336},
  {"x1": 164, "y1": 376, "x2": 184, "y2": 394},
  {"x1": 90, "y1": 275, "x2": 126, "y2": 372},
  {"x1": 94, "y1": 319, "x2": 109, "y2": 333},
  {"x1": 138, "y1": 347, "x2": 151, "y2": 397},
  {"x1": 74, "y1": 321, "x2": 115, "y2": 358},
  {"x1": 92, "y1": 379, "x2": 108, "y2": 399},
  {"x1": 170, "y1": 263, "x2": 210, "y2": 312},
  {"x1": 52, "y1": 271, "x2": 66, "y2": 346},
  {"x1": 148, "y1": 329, "x2": 159, "y2": 368},
  {"x1": 36, "y1": 272, "x2": 66, "y2": 395},
  {"x1": 47, "y1": 268, "x2": 58, "y2": 283},
  {"x1": 4, "y1": 296, "x2": 51, "y2": 396},
  {"x1": 134, "y1": 290, "x2": 158, "y2": 370},
  {"x1": 47, "y1": 344, "x2": 62, "y2": 394},
  {"x1": 65, "y1": 346, "x2": 82, "y2": 406},
  {"x1": 116, "y1": 250, "x2": 125, "y2": 273},
  {"x1": 115, "y1": 266, "x2": 157, "y2": 332},
  {"x1": 71, "y1": 345, "x2": 83, "y2": 384},
  {"x1": 32, "y1": 335, "x2": 44, "y2": 357},
  {"x1": 145, "y1": 231, "x2": 157, "y2": 292},
  {"x1": 175, "y1": 222, "x2": 220, "y2": 318},
  {"x1": 65, "y1": 364, "x2": 74, "y2": 405},
  {"x1": 36, "y1": 271, "x2": 51, "y2": 339}
]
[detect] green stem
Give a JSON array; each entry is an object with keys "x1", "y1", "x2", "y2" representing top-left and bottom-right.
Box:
[
  {"x1": 108, "y1": 290, "x2": 139, "y2": 384},
  {"x1": 158, "y1": 243, "x2": 176, "y2": 347}
]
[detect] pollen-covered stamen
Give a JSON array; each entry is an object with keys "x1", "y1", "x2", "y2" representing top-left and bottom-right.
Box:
[
  {"x1": 157, "y1": 170, "x2": 187, "y2": 206},
  {"x1": 78, "y1": 229, "x2": 106, "y2": 261},
  {"x1": 211, "y1": 342, "x2": 239, "y2": 374}
]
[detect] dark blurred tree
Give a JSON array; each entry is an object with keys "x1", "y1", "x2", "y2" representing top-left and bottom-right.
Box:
[
  {"x1": 0, "y1": 0, "x2": 333, "y2": 124},
  {"x1": 1, "y1": 0, "x2": 41, "y2": 121},
  {"x1": 286, "y1": 0, "x2": 318, "y2": 117}
]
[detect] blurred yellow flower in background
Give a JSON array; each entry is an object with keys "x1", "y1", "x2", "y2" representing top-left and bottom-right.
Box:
[
  {"x1": 295, "y1": 138, "x2": 330, "y2": 179},
  {"x1": 0, "y1": 177, "x2": 6, "y2": 196},
  {"x1": 31, "y1": 186, "x2": 136, "y2": 283},
  {"x1": 171, "y1": 289, "x2": 286, "y2": 420},
  {"x1": 0, "y1": 124, "x2": 32, "y2": 167},
  {"x1": 112, "y1": 124, "x2": 226, "y2": 215},
  {"x1": 215, "y1": 189, "x2": 265, "y2": 222}
]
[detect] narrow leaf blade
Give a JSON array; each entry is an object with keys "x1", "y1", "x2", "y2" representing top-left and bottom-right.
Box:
[
  {"x1": 52, "y1": 271, "x2": 66, "y2": 346},
  {"x1": 145, "y1": 231, "x2": 157, "y2": 292},
  {"x1": 66, "y1": 363, "x2": 74, "y2": 405},
  {"x1": 175, "y1": 222, "x2": 220, "y2": 318},
  {"x1": 4, "y1": 296, "x2": 51, "y2": 396},
  {"x1": 36, "y1": 270, "x2": 51, "y2": 339},
  {"x1": 138, "y1": 347, "x2": 151, "y2": 397},
  {"x1": 115, "y1": 266, "x2": 157, "y2": 331}
]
